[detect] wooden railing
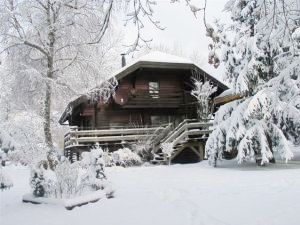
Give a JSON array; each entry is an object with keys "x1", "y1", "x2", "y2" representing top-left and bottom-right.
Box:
[
  {"x1": 123, "y1": 90, "x2": 184, "y2": 108},
  {"x1": 151, "y1": 119, "x2": 213, "y2": 164},
  {"x1": 64, "y1": 125, "x2": 170, "y2": 149},
  {"x1": 154, "y1": 119, "x2": 213, "y2": 151}
]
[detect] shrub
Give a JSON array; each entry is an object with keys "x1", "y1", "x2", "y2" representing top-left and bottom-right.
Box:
[{"x1": 112, "y1": 148, "x2": 142, "y2": 167}]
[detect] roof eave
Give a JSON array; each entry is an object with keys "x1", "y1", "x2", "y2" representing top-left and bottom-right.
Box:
[
  {"x1": 115, "y1": 61, "x2": 195, "y2": 80},
  {"x1": 115, "y1": 61, "x2": 228, "y2": 90}
]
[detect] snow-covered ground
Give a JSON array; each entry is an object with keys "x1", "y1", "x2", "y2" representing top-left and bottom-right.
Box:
[{"x1": 2, "y1": 160, "x2": 300, "y2": 225}]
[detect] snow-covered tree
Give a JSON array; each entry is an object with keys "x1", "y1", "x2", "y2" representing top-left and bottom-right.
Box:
[
  {"x1": 0, "y1": 0, "x2": 120, "y2": 150},
  {"x1": 206, "y1": 0, "x2": 300, "y2": 166},
  {"x1": 0, "y1": 0, "x2": 167, "y2": 168},
  {"x1": 191, "y1": 79, "x2": 217, "y2": 121}
]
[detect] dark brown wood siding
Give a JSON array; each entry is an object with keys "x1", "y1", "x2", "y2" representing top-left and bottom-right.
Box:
[{"x1": 71, "y1": 68, "x2": 203, "y2": 128}]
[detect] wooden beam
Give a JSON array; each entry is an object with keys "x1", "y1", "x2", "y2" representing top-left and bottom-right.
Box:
[
  {"x1": 70, "y1": 134, "x2": 150, "y2": 143},
  {"x1": 190, "y1": 146, "x2": 202, "y2": 159},
  {"x1": 69, "y1": 127, "x2": 159, "y2": 136},
  {"x1": 214, "y1": 94, "x2": 243, "y2": 105}
]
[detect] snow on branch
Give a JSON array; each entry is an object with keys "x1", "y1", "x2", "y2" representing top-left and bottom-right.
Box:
[
  {"x1": 191, "y1": 78, "x2": 217, "y2": 121},
  {"x1": 87, "y1": 77, "x2": 118, "y2": 103},
  {"x1": 124, "y1": 0, "x2": 165, "y2": 53}
]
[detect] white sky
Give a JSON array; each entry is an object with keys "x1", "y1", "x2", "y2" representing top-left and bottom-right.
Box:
[{"x1": 118, "y1": 0, "x2": 230, "y2": 80}]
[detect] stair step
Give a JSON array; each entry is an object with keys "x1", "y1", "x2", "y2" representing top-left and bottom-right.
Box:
[{"x1": 150, "y1": 159, "x2": 166, "y2": 164}]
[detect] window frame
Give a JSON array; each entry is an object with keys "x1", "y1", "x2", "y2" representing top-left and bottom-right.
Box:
[{"x1": 148, "y1": 80, "x2": 160, "y2": 98}]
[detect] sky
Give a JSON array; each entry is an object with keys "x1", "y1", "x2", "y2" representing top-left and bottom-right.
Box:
[{"x1": 118, "y1": 0, "x2": 230, "y2": 80}]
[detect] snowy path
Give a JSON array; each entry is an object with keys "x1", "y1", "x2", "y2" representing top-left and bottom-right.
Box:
[{"x1": 1, "y1": 161, "x2": 300, "y2": 225}]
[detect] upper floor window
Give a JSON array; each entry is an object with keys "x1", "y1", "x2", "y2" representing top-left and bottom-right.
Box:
[{"x1": 149, "y1": 81, "x2": 159, "y2": 98}]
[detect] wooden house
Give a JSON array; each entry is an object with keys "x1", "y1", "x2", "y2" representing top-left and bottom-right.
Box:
[{"x1": 59, "y1": 52, "x2": 229, "y2": 164}]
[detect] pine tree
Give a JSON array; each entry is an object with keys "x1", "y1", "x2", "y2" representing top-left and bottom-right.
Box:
[{"x1": 206, "y1": 0, "x2": 300, "y2": 166}]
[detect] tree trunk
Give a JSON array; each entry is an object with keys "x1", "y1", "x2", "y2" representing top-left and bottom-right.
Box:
[
  {"x1": 44, "y1": 1, "x2": 55, "y2": 149},
  {"x1": 44, "y1": 80, "x2": 53, "y2": 149},
  {"x1": 44, "y1": 52, "x2": 54, "y2": 149}
]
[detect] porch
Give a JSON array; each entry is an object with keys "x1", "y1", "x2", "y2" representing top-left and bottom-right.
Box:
[{"x1": 63, "y1": 119, "x2": 213, "y2": 164}]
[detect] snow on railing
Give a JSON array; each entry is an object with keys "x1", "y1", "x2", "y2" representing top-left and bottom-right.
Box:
[{"x1": 64, "y1": 125, "x2": 170, "y2": 149}]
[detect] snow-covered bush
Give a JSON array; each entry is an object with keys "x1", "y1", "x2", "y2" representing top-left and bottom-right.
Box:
[
  {"x1": 131, "y1": 139, "x2": 153, "y2": 162},
  {"x1": 30, "y1": 167, "x2": 57, "y2": 197},
  {"x1": 80, "y1": 147, "x2": 106, "y2": 192},
  {"x1": 0, "y1": 146, "x2": 10, "y2": 167},
  {"x1": 79, "y1": 145, "x2": 114, "y2": 198},
  {"x1": 102, "y1": 150, "x2": 115, "y2": 167},
  {"x1": 112, "y1": 148, "x2": 142, "y2": 167},
  {"x1": 0, "y1": 168, "x2": 13, "y2": 190},
  {"x1": 161, "y1": 143, "x2": 174, "y2": 165},
  {"x1": 0, "y1": 146, "x2": 13, "y2": 190},
  {"x1": 30, "y1": 168, "x2": 46, "y2": 197},
  {"x1": 55, "y1": 159, "x2": 79, "y2": 198},
  {"x1": 28, "y1": 150, "x2": 114, "y2": 199}
]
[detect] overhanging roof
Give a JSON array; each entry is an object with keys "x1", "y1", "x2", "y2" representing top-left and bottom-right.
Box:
[
  {"x1": 112, "y1": 51, "x2": 228, "y2": 90},
  {"x1": 59, "y1": 95, "x2": 88, "y2": 125}
]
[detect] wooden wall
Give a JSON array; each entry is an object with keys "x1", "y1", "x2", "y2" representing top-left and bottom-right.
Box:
[{"x1": 74, "y1": 68, "x2": 198, "y2": 129}]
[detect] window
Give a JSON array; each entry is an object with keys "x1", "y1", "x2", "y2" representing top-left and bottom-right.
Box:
[{"x1": 149, "y1": 81, "x2": 159, "y2": 98}]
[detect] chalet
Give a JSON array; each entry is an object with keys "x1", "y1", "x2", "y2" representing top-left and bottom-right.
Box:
[{"x1": 59, "y1": 51, "x2": 229, "y2": 164}]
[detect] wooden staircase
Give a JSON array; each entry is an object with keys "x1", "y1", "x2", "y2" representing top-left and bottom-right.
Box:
[{"x1": 151, "y1": 119, "x2": 213, "y2": 165}]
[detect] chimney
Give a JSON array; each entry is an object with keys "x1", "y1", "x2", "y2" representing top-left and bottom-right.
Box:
[{"x1": 121, "y1": 53, "x2": 126, "y2": 67}]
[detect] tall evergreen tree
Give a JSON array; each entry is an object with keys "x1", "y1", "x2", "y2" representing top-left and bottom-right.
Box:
[{"x1": 206, "y1": 0, "x2": 300, "y2": 166}]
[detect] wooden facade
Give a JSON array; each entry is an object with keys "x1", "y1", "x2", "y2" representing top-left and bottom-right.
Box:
[{"x1": 59, "y1": 52, "x2": 228, "y2": 163}]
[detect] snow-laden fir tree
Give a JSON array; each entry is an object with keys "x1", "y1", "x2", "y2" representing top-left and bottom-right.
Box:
[{"x1": 206, "y1": 0, "x2": 300, "y2": 166}]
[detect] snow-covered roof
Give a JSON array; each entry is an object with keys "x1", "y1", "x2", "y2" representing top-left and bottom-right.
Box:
[
  {"x1": 111, "y1": 51, "x2": 197, "y2": 81},
  {"x1": 136, "y1": 51, "x2": 194, "y2": 64}
]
